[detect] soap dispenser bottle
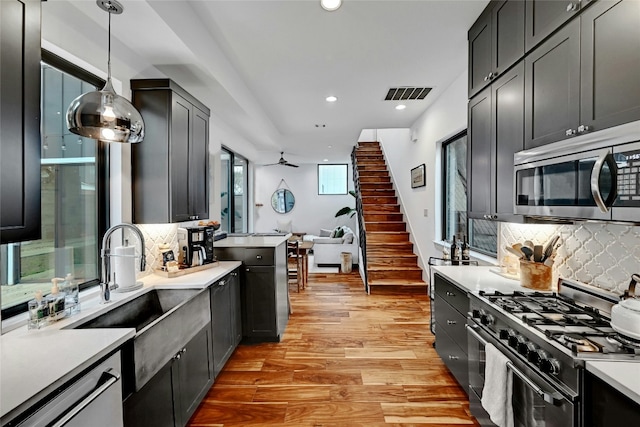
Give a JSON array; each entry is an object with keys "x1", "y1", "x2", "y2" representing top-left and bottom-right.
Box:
[
  {"x1": 63, "y1": 273, "x2": 80, "y2": 314},
  {"x1": 47, "y1": 278, "x2": 66, "y2": 320},
  {"x1": 28, "y1": 290, "x2": 48, "y2": 329}
]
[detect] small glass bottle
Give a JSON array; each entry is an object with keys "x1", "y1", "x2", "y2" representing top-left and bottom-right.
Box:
[
  {"x1": 451, "y1": 235, "x2": 460, "y2": 265},
  {"x1": 47, "y1": 278, "x2": 66, "y2": 321}
]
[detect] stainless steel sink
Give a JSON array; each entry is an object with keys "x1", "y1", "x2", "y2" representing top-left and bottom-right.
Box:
[
  {"x1": 75, "y1": 289, "x2": 199, "y2": 332},
  {"x1": 72, "y1": 288, "x2": 211, "y2": 390}
]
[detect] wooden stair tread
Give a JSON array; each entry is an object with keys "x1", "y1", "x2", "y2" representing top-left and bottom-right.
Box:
[
  {"x1": 368, "y1": 279, "x2": 427, "y2": 286},
  {"x1": 367, "y1": 265, "x2": 422, "y2": 272}
]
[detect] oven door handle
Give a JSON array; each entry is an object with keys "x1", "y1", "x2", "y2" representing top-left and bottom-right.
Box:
[
  {"x1": 466, "y1": 325, "x2": 563, "y2": 406},
  {"x1": 466, "y1": 323, "x2": 489, "y2": 345},
  {"x1": 506, "y1": 362, "x2": 563, "y2": 405}
]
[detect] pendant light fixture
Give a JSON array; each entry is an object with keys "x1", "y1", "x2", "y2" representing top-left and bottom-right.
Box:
[
  {"x1": 321, "y1": 0, "x2": 342, "y2": 11},
  {"x1": 66, "y1": 0, "x2": 144, "y2": 144}
]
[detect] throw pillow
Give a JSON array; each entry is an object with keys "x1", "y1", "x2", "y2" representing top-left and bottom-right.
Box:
[
  {"x1": 342, "y1": 232, "x2": 354, "y2": 244},
  {"x1": 319, "y1": 228, "x2": 332, "y2": 237},
  {"x1": 334, "y1": 227, "x2": 345, "y2": 238}
]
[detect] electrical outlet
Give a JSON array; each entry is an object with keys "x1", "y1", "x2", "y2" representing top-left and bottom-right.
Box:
[{"x1": 423, "y1": 209, "x2": 428, "y2": 217}]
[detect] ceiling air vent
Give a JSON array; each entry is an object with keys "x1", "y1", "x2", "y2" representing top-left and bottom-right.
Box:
[{"x1": 384, "y1": 87, "x2": 431, "y2": 101}]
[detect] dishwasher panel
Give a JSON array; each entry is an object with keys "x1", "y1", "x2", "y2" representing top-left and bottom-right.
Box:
[{"x1": 11, "y1": 352, "x2": 123, "y2": 427}]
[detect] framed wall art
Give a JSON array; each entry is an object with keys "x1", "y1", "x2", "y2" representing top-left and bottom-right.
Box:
[{"x1": 411, "y1": 164, "x2": 426, "y2": 188}]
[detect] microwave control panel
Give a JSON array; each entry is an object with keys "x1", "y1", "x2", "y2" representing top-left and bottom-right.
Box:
[{"x1": 614, "y1": 145, "x2": 640, "y2": 207}]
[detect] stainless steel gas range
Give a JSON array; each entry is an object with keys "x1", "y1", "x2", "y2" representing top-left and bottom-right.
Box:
[{"x1": 466, "y1": 279, "x2": 640, "y2": 427}]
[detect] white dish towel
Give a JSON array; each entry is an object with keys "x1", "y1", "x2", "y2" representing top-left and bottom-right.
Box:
[{"x1": 481, "y1": 343, "x2": 514, "y2": 427}]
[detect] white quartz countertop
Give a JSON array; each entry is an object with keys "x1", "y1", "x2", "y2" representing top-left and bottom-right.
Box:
[
  {"x1": 0, "y1": 261, "x2": 241, "y2": 423},
  {"x1": 215, "y1": 234, "x2": 290, "y2": 248},
  {"x1": 586, "y1": 361, "x2": 640, "y2": 405},
  {"x1": 431, "y1": 265, "x2": 535, "y2": 294}
]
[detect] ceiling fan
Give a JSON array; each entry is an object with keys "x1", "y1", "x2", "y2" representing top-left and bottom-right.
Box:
[{"x1": 265, "y1": 152, "x2": 299, "y2": 168}]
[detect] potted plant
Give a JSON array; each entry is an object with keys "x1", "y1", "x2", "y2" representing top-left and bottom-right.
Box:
[{"x1": 335, "y1": 190, "x2": 357, "y2": 218}]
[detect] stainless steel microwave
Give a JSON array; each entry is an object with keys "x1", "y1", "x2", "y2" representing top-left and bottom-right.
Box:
[{"x1": 514, "y1": 140, "x2": 640, "y2": 222}]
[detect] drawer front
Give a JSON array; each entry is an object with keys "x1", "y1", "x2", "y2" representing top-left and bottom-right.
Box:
[
  {"x1": 435, "y1": 298, "x2": 468, "y2": 349},
  {"x1": 434, "y1": 274, "x2": 469, "y2": 315},
  {"x1": 435, "y1": 326, "x2": 469, "y2": 393},
  {"x1": 245, "y1": 248, "x2": 274, "y2": 266},
  {"x1": 215, "y1": 247, "x2": 245, "y2": 262}
]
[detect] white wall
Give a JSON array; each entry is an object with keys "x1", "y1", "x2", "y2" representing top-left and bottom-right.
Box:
[
  {"x1": 369, "y1": 70, "x2": 469, "y2": 278},
  {"x1": 253, "y1": 164, "x2": 356, "y2": 235}
]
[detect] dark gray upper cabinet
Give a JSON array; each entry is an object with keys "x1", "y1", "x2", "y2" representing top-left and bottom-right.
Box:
[
  {"x1": 0, "y1": 0, "x2": 41, "y2": 244},
  {"x1": 580, "y1": 0, "x2": 640, "y2": 132},
  {"x1": 131, "y1": 79, "x2": 210, "y2": 224},
  {"x1": 524, "y1": 20, "x2": 581, "y2": 149},
  {"x1": 525, "y1": 0, "x2": 640, "y2": 149},
  {"x1": 468, "y1": 89, "x2": 492, "y2": 218},
  {"x1": 469, "y1": 63, "x2": 524, "y2": 221},
  {"x1": 525, "y1": 0, "x2": 589, "y2": 51},
  {"x1": 468, "y1": 0, "x2": 525, "y2": 98}
]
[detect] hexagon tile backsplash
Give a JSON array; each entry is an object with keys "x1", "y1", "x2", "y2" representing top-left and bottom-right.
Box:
[{"x1": 500, "y1": 222, "x2": 640, "y2": 294}]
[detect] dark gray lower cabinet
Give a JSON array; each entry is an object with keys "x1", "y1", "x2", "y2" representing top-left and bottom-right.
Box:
[
  {"x1": 433, "y1": 273, "x2": 469, "y2": 393},
  {"x1": 123, "y1": 324, "x2": 213, "y2": 427},
  {"x1": 216, "y1": 244, "x2": 288, "y2": 343},
  {"x1": 211, "y1": 269, "x2": 241, "y2": 377}
]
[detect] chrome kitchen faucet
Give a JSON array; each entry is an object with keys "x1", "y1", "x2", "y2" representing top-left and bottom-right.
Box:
[{"x1": 100, "y1": 223, "x2": 146, "y2": 302}]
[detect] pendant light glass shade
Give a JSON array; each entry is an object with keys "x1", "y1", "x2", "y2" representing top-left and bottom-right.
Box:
[
  {"x1": 66, "y1": 0, "x2": 144, "y2": 144},
  {"x1": 66, "y1": 79, "x2": 144, "y2": 143}
]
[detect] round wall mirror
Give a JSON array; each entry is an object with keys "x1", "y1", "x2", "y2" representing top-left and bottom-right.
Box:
[{"x1": 271, "y1": 189, "x2": 295, "y2": 214}]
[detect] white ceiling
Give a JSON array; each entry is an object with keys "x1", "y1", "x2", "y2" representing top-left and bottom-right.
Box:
[{"x1": 45, "y1": 0, "x2": 488, "y2": 164}]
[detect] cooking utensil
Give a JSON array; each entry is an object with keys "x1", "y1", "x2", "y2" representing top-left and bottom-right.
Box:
[
  {"x1": 533, "y1": 245, "x2": 543, "y2": 262},
  {"x1": 505, "y1": 246, "x2": 524, "y2": 259},
  {"x1": 611, "y1": 274, "x2": 640, "y2": 340},
  {"x1": 541, "y1": 235, "x2": 560, "y2": 261},
  {"x1": 520, "y1": 246, "x2": 534, "y2": 261},
  {"x1": 523, "y1": 240, "x2": 534, "y2": 249}
]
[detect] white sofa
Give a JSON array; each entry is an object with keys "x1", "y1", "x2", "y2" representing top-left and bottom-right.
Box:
[{"x1": 305, "y1": 226, "x2": 359, "y2": 266}]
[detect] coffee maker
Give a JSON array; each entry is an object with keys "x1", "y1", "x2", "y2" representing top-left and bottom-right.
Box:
[{"x1": 177, "y1": 226, "x2": 215, "y2": 267}]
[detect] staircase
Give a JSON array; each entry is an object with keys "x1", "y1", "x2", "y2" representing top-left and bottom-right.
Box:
[{"x1": 354, "y1": 141, "x2": 426, "y2": 292}]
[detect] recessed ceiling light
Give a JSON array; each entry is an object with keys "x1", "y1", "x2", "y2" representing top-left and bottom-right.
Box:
[
  {"x1": 325, "y1": 95, "x2": 338, "y2": 102},
  {"x1": 315, "y1": 124, "x2": 326, "y2": 128},
  {"x1": 395, "y1": 104, "x2": 407, "y2": 110},
  {"x1": 328, "y1": 145, "x2": 332, "y2": 149},
  {"x1": 323, "y1": 158, "x2": 329, "y2": 162},
  {"x1": 321, "y1": 0, "x2": 342, "y2": 11}
]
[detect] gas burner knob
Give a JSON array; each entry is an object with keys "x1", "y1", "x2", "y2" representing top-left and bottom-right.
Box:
[
  {"x1": 517, "y1": 339, "x2": 531, "y2": 356},
  {"x1": 509, "y1": 334, "x2": 526, "y2": 349},
  {"x1": 499, "y1": 329, "x2": 510, "y2": 340},
  {"x1": 540, "y1": 357, "x2": 561, "y2": 375},
  {"x1": 523, "y1": 342, "x2": 539, "y2": 359},
  {"x1": 480, "y1": 313, "x2": 495, "y2": 326},
  {"x1": 528, "y1": 347, "x2": 545, "y2": 365},
  {"x1": 472, "y1": 309, "x2": 481, "y2": 319}
]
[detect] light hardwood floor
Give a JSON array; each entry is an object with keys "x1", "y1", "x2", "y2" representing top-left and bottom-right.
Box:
[{"x1": 188, "y1": 271, "x2": 479, "y2": 426}]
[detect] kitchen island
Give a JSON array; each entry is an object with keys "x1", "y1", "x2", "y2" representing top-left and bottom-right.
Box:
[{"x1": 215, "y1": 234, "x2": 289, "y2": 342}]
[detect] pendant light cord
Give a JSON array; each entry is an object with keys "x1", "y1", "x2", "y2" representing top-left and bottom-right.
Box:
[{"x1": 107, "y1": 8, "x2": 112, "y2": 81}]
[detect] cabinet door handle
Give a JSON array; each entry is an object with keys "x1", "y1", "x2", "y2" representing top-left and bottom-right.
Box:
[
  {"x1": 577, "y1": 125, "x2": 590, "y2": 134},
  {"x1": 448, "y1": 355, "x2": 459, "y2": 360},
  {"x1": 174, "y1": 353, "x2": 181, "y2": 360},
  {"x1": 219, "y1": 280, "x2": 226, "y2": 286},
  {"x1": 484, "y1": 72, "x2": 493, "y2": 82},
  {"x1": 446, "y1": 291, "x2": 456, "y2": 297},
  {"x1": 246, "y1": 268, "x2": 250, "y2": 272},
  {"x1": 565, "y1": 129, "x2": 577, "y2": 136},
  {"x1": 256, "y1": 255, "x2": 262, "y2": 260},
  {"x1": 182, "y1": 348, "x2": 187, "y2": 354},
  {"x1": 447, "y1": 320, "x2": 457, "y2": 325},
  {"x1": 566, "y1": 2, "x2": 579, "y2": 12}
]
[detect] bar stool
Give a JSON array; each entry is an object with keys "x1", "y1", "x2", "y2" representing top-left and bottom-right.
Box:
[{"x1": 287, "y1": 240, "x2": 303, "y2": 292}]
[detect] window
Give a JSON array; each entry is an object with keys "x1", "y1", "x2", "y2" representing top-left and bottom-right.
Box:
[
  {"x1": 1, "y1": 51, "x2": 107, "y2": 319},
  {"x1": 220, "y1": 148, "x2": 248, "y2": 233},
  {"x1": 441, "y1": 131, "x2": 497, "y2": 256},
  {"x1": 318, "y1": 164, "x2": 348, "y2": 195}
]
